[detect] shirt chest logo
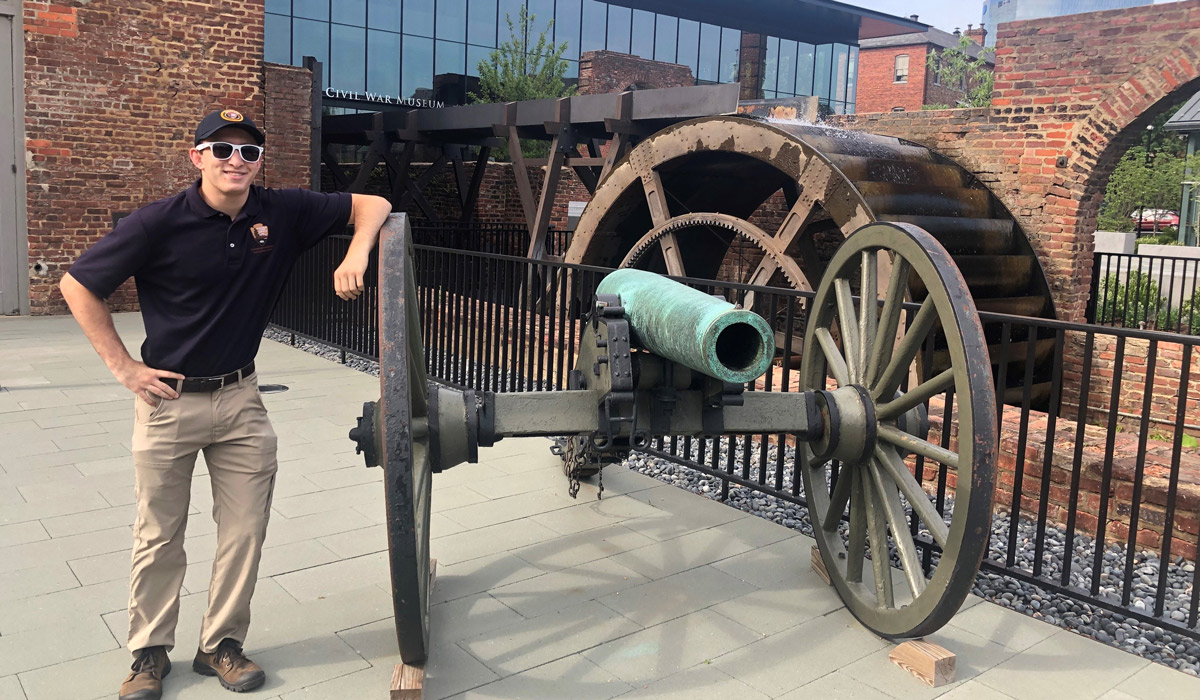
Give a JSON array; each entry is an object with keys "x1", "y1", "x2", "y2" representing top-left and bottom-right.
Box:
[{"x1": 250, "y1": 223, "x2": 269, "y2": 245}]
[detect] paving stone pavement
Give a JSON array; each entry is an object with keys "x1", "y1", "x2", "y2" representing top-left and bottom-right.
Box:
[{"x1": 2, "y1": 312, "x2": 1198, "y2": 699}]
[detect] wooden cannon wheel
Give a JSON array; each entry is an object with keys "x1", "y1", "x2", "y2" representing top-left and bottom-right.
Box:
[{"x1": 800, "y1": 222, "x2": 997, "y2": 638}]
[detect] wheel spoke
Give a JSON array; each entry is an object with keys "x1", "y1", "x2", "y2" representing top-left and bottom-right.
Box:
[
  {"x1": 872, "y1": 298, "x2": 936, "y2": 401},
  {"x1": 846, "y1": 466, "x2": 867, "y2": 583},
  {"x1": 876, "y1": 367, "x2": 955, "y2": 421},
  {"x1": 862, "y1": 468, "x2": 895, "y2": 608},
  {"x1": 859, "y1": 250, "x2": 878, "y2": 379},
  {"x1": 875, "y1": 445, "x2": 949, "y2": 548},
  {"x1": 657, "y1": 232, "x2": 686, "y2": 277},
  {"x1": 834, "y1": 279, "x2": 861, "y2": 382},
  {"x1": 823, "y1": 463, "x2": 851, "y2": 532},
  {"x1": 868, "y1": 458, "x2": 928, "y2": 599},
  {"x1": 814, "y1": 327, "x2": 851, "y2": 387},
  {"x1": 877, "y1": 424, "x2": 960, "y2": 469},
  {"x1": 866, "y1": 257, "x2": 911, "y2": 387}
]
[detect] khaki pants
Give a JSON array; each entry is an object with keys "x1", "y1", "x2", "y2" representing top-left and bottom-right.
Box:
[{"x1": 127, "y1": 373, "x2": 277, "y2": 655}]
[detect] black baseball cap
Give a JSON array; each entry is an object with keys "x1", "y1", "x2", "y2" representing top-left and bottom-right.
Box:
[{"x1": 194, "y1": 109, "x2": 265, "y2": 145}]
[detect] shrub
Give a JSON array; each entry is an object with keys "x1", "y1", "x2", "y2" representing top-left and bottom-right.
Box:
[{"x1": 1098, "y1": 271, "x2": 1165, "y2": 328}]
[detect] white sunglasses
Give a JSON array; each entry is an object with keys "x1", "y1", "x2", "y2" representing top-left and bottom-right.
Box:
[{"x1": 195, "y1": 142, "x2": 264, "y2": 162}]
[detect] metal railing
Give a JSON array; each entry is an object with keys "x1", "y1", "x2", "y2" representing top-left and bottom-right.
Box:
[
  {"x1": 270, "y1": 233, "x2": 1200, "y2": 641},
  {"x1": 1088, "y1": 251, "x2": 1200, "y2": 335}
]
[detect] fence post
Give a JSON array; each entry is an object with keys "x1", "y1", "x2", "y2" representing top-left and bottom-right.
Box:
[{"x1": 1085, "y1": 252, "x2": 1102, "y2": 323}]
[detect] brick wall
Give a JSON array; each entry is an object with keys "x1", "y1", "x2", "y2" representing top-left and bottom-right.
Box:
[
  {"x1": 263, "y1": 63, "x2": 312, "y2": 190},
  {"x1": 578, "y1": 50, "x2": 694, "y2": 94},
  {"x1": 24, "y1": 0, "x2": 267, "y2": 315},
  {"x1": 856, "y1": 43, "x2": 930, "y2": 113}
]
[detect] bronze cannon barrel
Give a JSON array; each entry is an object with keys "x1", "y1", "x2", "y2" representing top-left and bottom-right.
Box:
[{"x1": 595, "y1": 268, "x2": 774, "y2": 384}]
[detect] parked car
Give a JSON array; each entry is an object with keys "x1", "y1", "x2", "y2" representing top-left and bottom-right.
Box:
[{"x1": 1131, "y1": 209, "x2": 1180, "y2": 232}]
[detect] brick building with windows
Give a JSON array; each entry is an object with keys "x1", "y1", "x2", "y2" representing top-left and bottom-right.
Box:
[{"x1": 855, "y1": 22, "x2": 991, "y2": 113}]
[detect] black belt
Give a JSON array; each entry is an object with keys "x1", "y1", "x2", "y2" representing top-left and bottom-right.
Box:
[{"x1": 175, "y1": 361, "x2": 255, "y2": 393}]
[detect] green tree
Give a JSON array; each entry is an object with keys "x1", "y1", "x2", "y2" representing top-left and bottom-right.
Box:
[
  {"x1": 470, "y1": 6, "x2": 576, "y2": 160},
  {"x1": 926, "y1": 35, "x2": 994, "y2": 109},
  {"x1": 1097, "y1": 145, "x2": 1196, "y2": 232}
]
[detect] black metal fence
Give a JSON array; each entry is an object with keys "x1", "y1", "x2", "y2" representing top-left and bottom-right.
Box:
[
  {"x1": 411, "y1": 222, "x2": 571, "y2": 258},
  {"x1": 1088, "y1": 251, "x2": 1200, "y2": 336},
  {"x1": 270, "y1": 233, "x2": 1200, "y2": 642}
]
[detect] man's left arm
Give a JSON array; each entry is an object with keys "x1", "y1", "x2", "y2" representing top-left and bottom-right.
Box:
[{"x1": 333, "y1": 194, "x2": 392, "y2": 301}]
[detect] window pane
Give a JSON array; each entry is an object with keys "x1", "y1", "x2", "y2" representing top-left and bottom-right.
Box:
[
  {"x1": 556, "y1": 0, "x2": 581, "y2": 60},
  {"x1": 265, "y1": 13, "x2": 291, "y2": 64},
  {"x1": 367, "y1": 30, "x2": 401, "y2": 94},
  {"x1": 847, "y1": 46, "x2": 858, "y2": 110},
  {"x1": 677, "y1": 19, "x2": 699, "y2": 76},
  {"x1": 333, "y1": 0, "x2": 366, "y2": 26},
  {"x1": 777, "y1": 38, "x2": 796, "y2": 96},
  {"x1": 607, "y1": 5, "x2": 630, "y2": 54},
  {"x1": 467, "y1": 43, "x2": 491, "y2": 77},
  {"x1": 403, "y1": 35, "x2": 434, "y2": 98},
  {"x1": 293, "y1": 18, "x2": 329, "y2": 85},
  {"x1": 404, "y1": 1, "x2": 434, "y2": 37},
  {"x1": 564, "y1": 59, "x2": 579, "y2": 79},
  {"x1": 368, "y1": 0, "x2": 401, "y2": 32},
  {"x1": 815, "y1": 44, "x2": 832, "y2": 98},
  {"x1": 435, "y1": 39, "x2": 465, "y2": 74},
  {"x1": 467, "y1": 0, "x2": 496, "y2": 45},
  {"x1": 762, "y1": 36, "x2": 778, "y2": 93},
  {"x1": 266, "y1": 0, "x2": 291, "y2": 14},
  {"x1": 294, "y1": 0, "x2": 328, "y2": 21},
  {"x1": 528, "y1": 0, "x2": 554, "y2": 35},
  {"x1": 331, "y1": 24, "x2": 366, "y2": 91},
  {"x1": 631, "y1": 10, "x2": 654, "y2": 59},
  {"x1": 796, "y1": 42, "x2": 814, "y2": 96},
  {"x1": 833, "y1": 44, "x2": 849, "y2": 103},
  {"x1": 437, "y1": 0, "x2": 465, "y2": 41},
  {"x1": 499, "y1": 0, "x2": 525, "y2": 38},
  {"x1": 654, "y1": 14, "x2": 676, "y2": 63},
  {"x1": 697, "y1": 23, "x2": 719, "y2": 82},
  {"x1": 581, "y1": 0, "x2": 606, "y2": 53},
  {"x1": 719, "y1": 27, "x2": 739, "y2": 83}
]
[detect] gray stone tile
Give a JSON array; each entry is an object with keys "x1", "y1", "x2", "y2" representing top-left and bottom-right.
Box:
[
  {"x1": 0, "y1": 444, "x2": 129, "y2": 472},
  {"x1": 709, "y1": 578, "x2": 844, "y2": 637},
  {"x1": 0, "y1": 614, "x2": 118, "y2": 676},
  {"x1": 709, "y1": 533, "x2": 812, "y2": 588},
  {"x1": 975, "y1": 629, "x2": 1148, "y2": 700},
  {"x1": 449, "y1": 654, "x2": 632, "y2": 700},
  {"x1": 614, "y1": 664, "x2": 770, "y2": 700},
  {"x1": 69, "y1": 547, "x2": 139, "y2": 586},
  {"x1": 460, "y1": 600, "x2": 643, "y2": 677},
  {"x1": 428, "y1": 592, "x2": 526, "y2": 647},
  {"x1": 610, "y1": 515, "x2": 793, "y2": 581},
  {"x1": 431, "y1": 517, "x2": 562, "y2": 567},
  {"x1": 302, "y1": 464, "x2": 382, "y2": 490},
  {"x1": 273, "y1": 551, "x2": 389, "y2": 601},
  {"x1": 440, "y1": 488, "x2": 579, "y2": 530},
  {"x1": 0, "y1": 521, "x2": 48, "y2": 548},
  {"x1": 271, "y1": 482, "x2": 382, "y2": 519},
  {"x1": 0, "y1": 526, "x2": 137, "y2": 574},
  {"x1": 0, "y1": 561, "x2": 79, "y2": 603},
  {"x1": 710, "y1": 610, "x2": 890, "y2": 697},
  {"x1": 490, "y1": 558, "x2": 650, "y2": 620},
  {"x1": 0, "y1": 492, "x2": 115, "y2": 528},
  {"x1": 316, "y1": 524, "x2": 387, "y2": 559},
  {"x1": 1097, "y1": 691, "x2": 1141, "y2": 700},
  {"x1": 428, "y1": 552, "x2": 547, "y2": 606},
  {"x1": 184, "y1": 540, "x2": 341, "y2": 594},
  {"x1": 527, "y1": 494, "x2": 666, "y2": 536},
  {"x1": 779, "y1": 671, "x2": 896, "y2": 700},
  {"x1": 15, "y1": 647, "x2": 126, "y2": 700},
  {"x1": 1114, "y1": 662, "x2": 1200, "y2": 699},
  {"x1": 599, "y1": 565, "x2": 756, "y2": 628},
  {"x1": 937, "y1": 680, "x2": 1020, "y2": 699},
  {"x1": 511, "y1": 523, "x2": 656, "y2": 573},
  {"x1": 40, "y1": 504, "x2": 134, "y2": 538},
  {"x1": 264, "y1": 507, "x2": 378, "y2": 548},
  {"x1": 946, "y1": 600, "x2": 1066, "y2": 653},
  {"x1": 227, "y1": 635, "x2": 370, "y2": 698},
  {"x1": 583, "y1": 608, "x2": 762, "y2": 686},
  {"x1": 0, "y1": 578, "x2": 128, "y2": 636},
  {"x1": 0, "y1": 675, "x2": 27, "y2": 700},
  {"x1": 0, "y1": 464, "x2": 80, "y2": 490}
]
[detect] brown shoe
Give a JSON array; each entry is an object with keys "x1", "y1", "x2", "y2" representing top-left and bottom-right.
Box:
[
  {"x1": 192, "y1": 638, "x2": 265, "y2": 692},
  {"x1": 119, "y1": 646, "x2": 171, "y2": 700}
]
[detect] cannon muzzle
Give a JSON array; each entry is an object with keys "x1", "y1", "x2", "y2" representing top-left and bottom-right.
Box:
[{"x1": 595, "y1": 269, "x2": 774, "y2": 384}]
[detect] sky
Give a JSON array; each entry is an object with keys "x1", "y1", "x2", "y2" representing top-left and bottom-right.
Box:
[{"x1": 851, "y1": 0, "x2": 1175, "y2": 35}]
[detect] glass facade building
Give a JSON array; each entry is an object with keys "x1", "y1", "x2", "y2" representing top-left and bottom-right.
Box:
[
  {"x1": 980, "y1": 0, "x2": 1151, "y2": 46},
  {"x1": 265, "y1": 0, "x2": 862, "y2": 112}
]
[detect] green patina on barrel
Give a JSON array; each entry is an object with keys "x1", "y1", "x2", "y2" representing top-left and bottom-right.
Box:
[{"x1": 597, "y1": 268, "x2": 774, "y2": 384}]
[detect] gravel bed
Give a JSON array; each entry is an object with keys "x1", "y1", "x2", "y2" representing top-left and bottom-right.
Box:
[{"x1": 260, "y1": 330, "x2": 1200, "y2": 675}]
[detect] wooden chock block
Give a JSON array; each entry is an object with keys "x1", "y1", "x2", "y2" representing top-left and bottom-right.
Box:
[
  {"x1": 889, "y1": 639, "x2": 956, "y2": 687},
  {"x1": 389, "y1": 559, "x2": 438, "y2": 700},
  {"x1": 810, "y1": 545, "x2": 832, "y2": 586}
]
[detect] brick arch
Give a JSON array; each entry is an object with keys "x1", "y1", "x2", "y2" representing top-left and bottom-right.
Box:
[{"x1": 1048, "y1": 35, "x2": 1200, "y2": 319}]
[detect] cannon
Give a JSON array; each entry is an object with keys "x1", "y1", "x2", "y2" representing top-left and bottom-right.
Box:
[{"x1": 349, "y1": 213, "x2": 997, "y2": 665}]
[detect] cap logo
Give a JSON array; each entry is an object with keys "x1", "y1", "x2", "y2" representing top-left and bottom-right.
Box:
[{"x1": 220, "y1": 109, "x2": 244, "y2": 122}]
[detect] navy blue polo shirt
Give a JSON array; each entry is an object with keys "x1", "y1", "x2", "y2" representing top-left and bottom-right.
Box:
[{"x1": 69, "y1": 181, "x2": 352, "y2": 377}]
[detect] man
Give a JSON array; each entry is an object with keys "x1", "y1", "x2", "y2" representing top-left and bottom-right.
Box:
[{"x1": 60, "y1": 109, "x2": 392, "y2": 699}]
